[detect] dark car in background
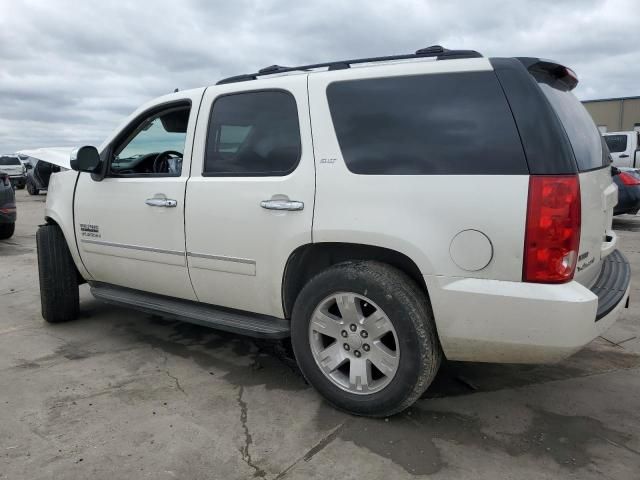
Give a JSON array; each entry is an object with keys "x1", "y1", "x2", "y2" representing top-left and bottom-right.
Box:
[
  {"x1": 26, "y1": 158, "x2": 59, "y2": 195},
  {"x1": 613, "y1": 167, "x2": 640, "y2": 216},
  {"x1": 0, "y1": 172, "x2": 16, "y2": 239}
]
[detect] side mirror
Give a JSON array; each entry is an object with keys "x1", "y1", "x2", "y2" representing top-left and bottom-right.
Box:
[
  {"x1": 70, "y1": 146, "x2": 101, "y2": 173},
  {"x1": 25, "y1": 163, "x2": 33, "y2": 170}
]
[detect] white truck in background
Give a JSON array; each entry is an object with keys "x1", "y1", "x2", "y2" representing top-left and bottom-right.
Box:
[{"x1": 604, "y1": 131, "x2": 640, "y2": 168}]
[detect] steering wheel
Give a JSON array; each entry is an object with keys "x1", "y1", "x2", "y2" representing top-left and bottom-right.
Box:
[{"x1": 153, "y1": 150, "x2": 183, "y2": 174}]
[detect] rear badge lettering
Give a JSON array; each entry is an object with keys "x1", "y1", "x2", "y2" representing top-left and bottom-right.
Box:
[{"x1": 577, "y1": 257, "x2": 595, "y2": 272}]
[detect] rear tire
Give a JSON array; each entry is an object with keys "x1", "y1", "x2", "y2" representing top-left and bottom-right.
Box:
[
  {"x1": 0, "y1": 222, "x2": 15, "y2": 239},
  {"x1": 36, "y1": 224, "x2": 79, "y2": 323},
  {"x1": 291, "y1": 261, "x2": 441, "y2": 417},
  {"x1": 26, "y1": 179, "x2": 39, "y2": 195}
]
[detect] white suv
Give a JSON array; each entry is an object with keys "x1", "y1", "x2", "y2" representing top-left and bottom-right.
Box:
[{"x1": 35, "y1": 46, "x2": 631, "y2": 416}]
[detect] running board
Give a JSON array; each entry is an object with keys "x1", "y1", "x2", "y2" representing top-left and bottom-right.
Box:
[{"x1": 90, "y1": 283, "x2": 291, "y2": 339}]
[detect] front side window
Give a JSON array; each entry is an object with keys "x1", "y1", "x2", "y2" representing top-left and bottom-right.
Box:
[
  {"x1": 204, "y1": 91, "x2": 301, "y2": 176},
  {"x1": 110, "y1": 105, "x2": 191, "y2": 176},
  {"x1": 604, "y1": 135, "x2": 628, "y2": 153}
]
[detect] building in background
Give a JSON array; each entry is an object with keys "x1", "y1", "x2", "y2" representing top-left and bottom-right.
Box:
[{"x1": 583, "y1": 96, "x2": 640, "y2": 133}]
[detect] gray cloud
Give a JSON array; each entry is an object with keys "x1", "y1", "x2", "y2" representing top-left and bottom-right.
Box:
[{"x1": 0, "y1": 0, "x2": 637, "y2": 152}]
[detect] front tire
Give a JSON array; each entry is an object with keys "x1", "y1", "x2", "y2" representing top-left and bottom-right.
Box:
[
  {"x1": 36, "y1": 224, "x2": 79, "y2": 323},
  {"x1": 0, "y1": 222, "x2": 15, "y2": 239},
  {"x1": 291, "y1": 261, "x2": 441, "y2": 417}
]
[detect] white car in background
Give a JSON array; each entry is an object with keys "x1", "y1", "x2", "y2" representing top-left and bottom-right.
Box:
[{"x1": 0, "y1": 155, "x2": 26, "y2": 189}]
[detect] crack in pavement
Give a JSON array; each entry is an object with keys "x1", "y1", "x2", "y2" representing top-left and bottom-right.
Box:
[
  {"x1": 165, "y1": 370, "x2": 187, "y2": 396},
  {"x1": 274, "y1": 421, "x2": 348, "y2": 480},
  {"x1": 162, "y1": 354, "x2": 187, "y2": 396},
  {"x1": 237, "y1": 386, "x2": 266, "y2": 478}
]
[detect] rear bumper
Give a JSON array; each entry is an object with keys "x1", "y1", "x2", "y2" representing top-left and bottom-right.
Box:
[
  {"x1": 9, "y1": 175, "x2": 26, "y2": 187},
  {"x1": 426, "y1": 251, "x2": 631, "y2": 364}
]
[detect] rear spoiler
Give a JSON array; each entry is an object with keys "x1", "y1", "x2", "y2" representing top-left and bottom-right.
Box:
[{"x1": 516, "y1": 57, "x2": 579, "y2": 90}]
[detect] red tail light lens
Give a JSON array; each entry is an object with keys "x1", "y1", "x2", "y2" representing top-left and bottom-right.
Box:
[
  {"x1": 619, "y1": 171, "x2": 640, "y2": 186},
  {"x1": 523, "y1": 175, "x2": 581, "y2": 283}
]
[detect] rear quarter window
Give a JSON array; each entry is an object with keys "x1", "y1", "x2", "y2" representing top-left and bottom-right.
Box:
[{"x1": 326, "y1": 71, "x2": 528, "y2": 175}]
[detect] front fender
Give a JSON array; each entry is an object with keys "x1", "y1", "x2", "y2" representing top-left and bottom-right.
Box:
[{"x1": 44, "y1": 170, "x2": 93, "y2": 281}]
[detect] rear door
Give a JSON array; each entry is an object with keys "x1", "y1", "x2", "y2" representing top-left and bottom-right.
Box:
[
  {"x1": 185, "y1": 75, "x2": 315, "y2": 318},
  {"x1": 604, "y1": 133, "x2": 633, "y2": 168},
  {"x1": 536, "y1": 78, "x2": 616, "y2": 287}
]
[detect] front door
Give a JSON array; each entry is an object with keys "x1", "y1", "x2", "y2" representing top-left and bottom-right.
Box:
[
  {"x1": 74, "y1": 90, "x2": 205, "y2": 300},
  {"x1": 185, "y1": 76, "x2": 315, "y2": 317}
]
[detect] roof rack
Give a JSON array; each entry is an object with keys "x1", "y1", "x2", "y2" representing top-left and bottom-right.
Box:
[{"x1": 216, "y1": 45, "x2": 483, "y2": 85}]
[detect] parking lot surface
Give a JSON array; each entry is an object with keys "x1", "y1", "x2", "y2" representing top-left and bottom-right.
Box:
[{"x1": 1, "y1": 189, "x2": 640, "y2": 479}]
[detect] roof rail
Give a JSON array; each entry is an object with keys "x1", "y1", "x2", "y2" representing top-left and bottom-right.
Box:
[{"x1": 216, "y1": 45, "x2": 483, "y2": 85}]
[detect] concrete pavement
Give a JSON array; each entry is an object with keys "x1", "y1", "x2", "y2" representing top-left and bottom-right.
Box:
[{"x1": 1, "y1": 189, "x2": 639, "y2": 479}]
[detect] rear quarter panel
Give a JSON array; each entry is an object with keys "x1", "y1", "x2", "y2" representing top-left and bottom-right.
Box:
[{"x1": 308, "y1": 59, "x2": 529, "y2": 281}]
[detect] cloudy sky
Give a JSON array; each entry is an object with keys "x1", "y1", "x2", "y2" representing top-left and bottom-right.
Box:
[{"x1": 1, "y1": 0, "x2": 638, "y2": 153}]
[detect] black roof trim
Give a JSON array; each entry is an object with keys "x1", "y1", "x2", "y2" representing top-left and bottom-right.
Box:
[{"x1": 216, "y1": 45, "x2": 483, "y2": 85}]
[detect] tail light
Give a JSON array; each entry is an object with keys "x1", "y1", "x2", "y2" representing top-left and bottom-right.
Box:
[
  {"x1": 619, "y1": 171, "x2": 640, "y2": 186},
  {"x1": 0, "y1": 174, "x2": 9, "y2": 187},
  {"x1": 523, "y1": 175, "x2": 581, "y2": 283},
  {"x1": 0, "y1": 203, "x2": 16, "y2": 214}
]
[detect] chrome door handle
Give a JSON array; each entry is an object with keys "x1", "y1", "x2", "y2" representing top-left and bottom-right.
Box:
[
  {"x1": 260, "y1": 200, "x2": 304, "y2": 211},
  {"x1": 145, "y1": 198, "x2": 177, "y2": 207}
]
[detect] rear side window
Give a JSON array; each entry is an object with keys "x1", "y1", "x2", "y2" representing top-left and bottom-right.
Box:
[
  {"x1": 537, "y1": 79, "x2": 607, "y2": 171},
  {"x1": 326, "y1": 72, "x2": 528, "y2": 175},
  {"x1": 204, "y1": 91, "x2": 301, "y2": 176},
  {"x1": 604, "y1": 135, "x2": 628, "y2": 153}
]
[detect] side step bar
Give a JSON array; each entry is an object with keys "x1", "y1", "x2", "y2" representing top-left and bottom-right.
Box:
[{"x1": 90, "y1": 283, "x2": 291, "y2": 339}]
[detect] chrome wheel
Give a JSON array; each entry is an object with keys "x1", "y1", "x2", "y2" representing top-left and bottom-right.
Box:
[{"x1": 308, "y1": 292, "x2": 399, "y2": 395}]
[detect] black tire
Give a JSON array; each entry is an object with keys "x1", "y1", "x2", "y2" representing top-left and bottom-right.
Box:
[
  {"x1": 36, "y1": 224, "x2": 79, "y2": 323},
  {"x1": 0, "y1": 222, "x2": 15, "y2": 239},
  {"x1": 26, "y1": 179, "x2": 39, "y2": 195},
  {"x1": 291, "y1": 261, "x2": 441, "y2": 417}
]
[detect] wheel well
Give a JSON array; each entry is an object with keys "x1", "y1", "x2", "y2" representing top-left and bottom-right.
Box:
[
  {"x1": 43, "y1": 217, "x2": 86, "y2": 285},
  {"x1": 282, "y1": 243, "x2": 427, "y2": 319}
]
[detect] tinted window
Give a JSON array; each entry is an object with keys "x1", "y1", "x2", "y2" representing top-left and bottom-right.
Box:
[
  {"x1": 0, "y1": 156, "x2": 20, "y2": 166},
  {"x1": 326, "y1": 72, "x2": 527, "y2": 175},
  {"x1": 604, "y1": 134, "x2": 628, "y2": 153},
  {"x1": 538, "y1": 81, "x2": 607, "y2": 171},
  {"x1": 204, "y1": 91, "x2": 301, "y2": 176}
]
